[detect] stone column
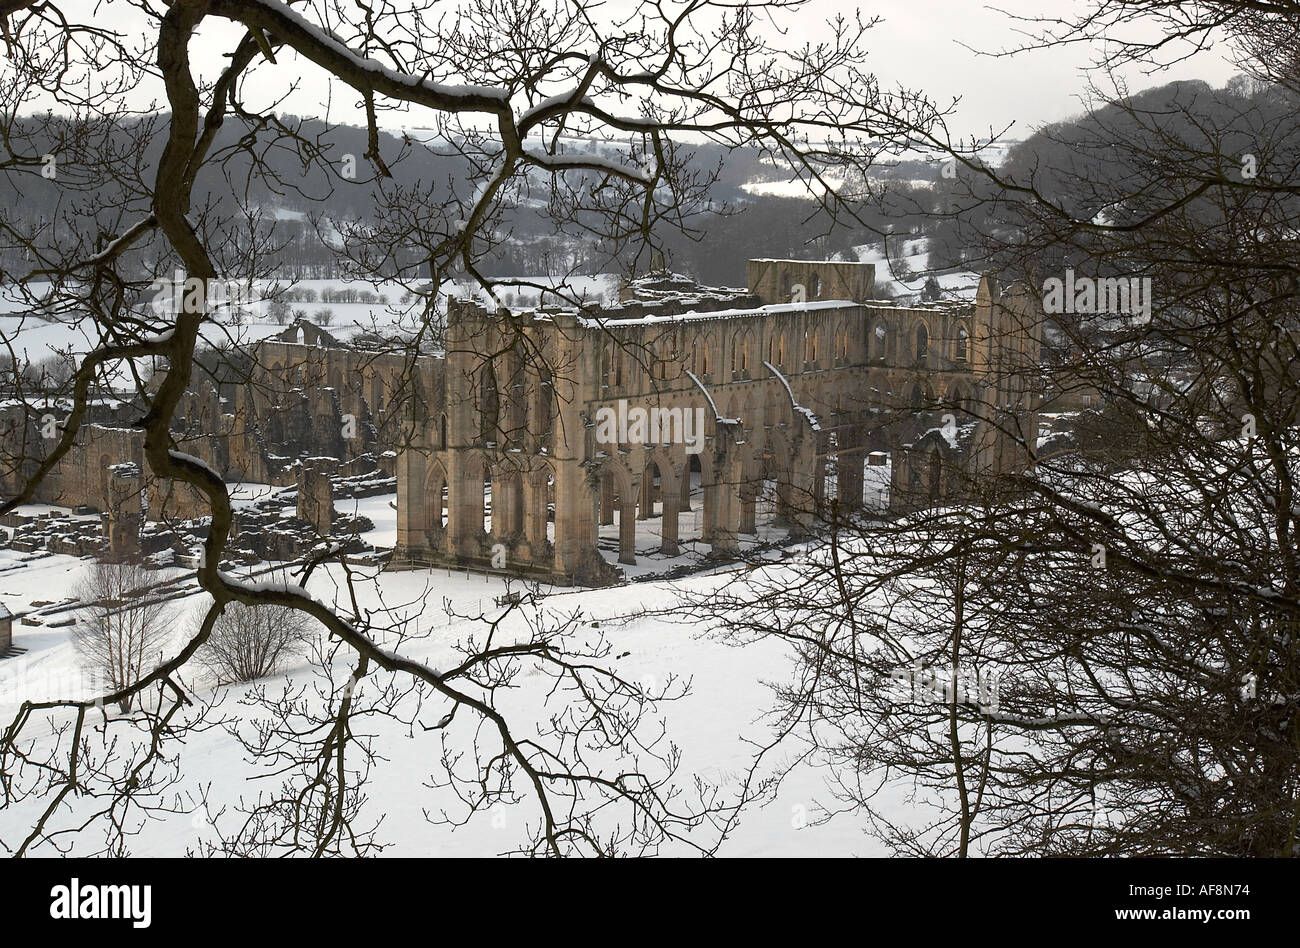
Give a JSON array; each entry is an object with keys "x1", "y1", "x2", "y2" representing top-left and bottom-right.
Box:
[
  {"x1": 394, "y1": 448, "x2": 425, "y2": 559},
  {"x1": 448, "y1": 462, "x2": 483, "y2": 557},
  {"x1": 599, "y1": 476, "x2": 615, "y2": 525},
  {"x1": 838, "y1": 451, "x2": 864, "y2": 507},
  {"x1": 812, "y1": 456, "x2": 826, "y2": 510},
  {"x1": 710, "y1": 452, "x2": 745, "y2": 554},
  {"x1": 619, "y1": 501, "x2": 637, "y2": 565},
  {"x1": 701, "y1": 480, "x2": 716, "y2": 543},
  {"x1": 787, "y1": 450, "x2": 819, "y2": 538},
  {"x1": 660, "y1": 493, "x2": 680, "y2": 556},
  {"x1": 637, "y1": 470, "x2": 653, "y2": 520},
  {"x1": 739, "y1": 485, "x2": 757, "y2": 535},
  {"x1": 296, "y1": 460, "x2": 334, "y2": 538},
  {"x1": 525, "y1": 477, "x2": 548, "y2": 548},
  {"x1": 498, "y1": 475, "x2": 524, "y2": 536}
]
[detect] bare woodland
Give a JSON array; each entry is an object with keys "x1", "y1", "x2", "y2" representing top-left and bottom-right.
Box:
[{"x1": 696, "y1": 0, "x2": 1300, "y2": 856}]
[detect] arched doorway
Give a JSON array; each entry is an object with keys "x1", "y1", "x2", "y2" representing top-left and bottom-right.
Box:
[{"x1": 597, "y1": 466, "x2": 637, "y2": 566}]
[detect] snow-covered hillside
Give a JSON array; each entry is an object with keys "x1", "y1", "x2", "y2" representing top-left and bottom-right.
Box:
[
  {"x1": 853, "y1": 239, "x2": 981, "y2": 301},
  {"x1": 0, "y1": 275, "x2": 623, "y2": 391}
]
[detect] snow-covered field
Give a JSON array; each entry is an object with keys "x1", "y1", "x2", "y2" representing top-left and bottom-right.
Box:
[
  {"x1": 853, "y1": 239, "x2": 981, "y2": 300},
  {"x1": 0, "y1": 274, "x2": 624, "y2": 376},
  {"x1": 0, "y1": 527, "x2": 901, "y2": 856},
  {"x1": 0, "y1": 466, "x2": 911, "y2": 856}
]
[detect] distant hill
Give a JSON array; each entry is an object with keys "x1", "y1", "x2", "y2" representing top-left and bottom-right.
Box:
[{"x1": 16, "y1": 80, "x2": 1279, "y2": 292}]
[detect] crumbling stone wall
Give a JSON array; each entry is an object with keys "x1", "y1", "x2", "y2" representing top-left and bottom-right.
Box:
[
  {"x1": 296, "y1": 458, "x2": 336, "y2": 538},
  {"x1": 393, "y1": 259, "x2": 1042, "y2": 584},
  {"x1": 746, "y1": 258, "x2": 877, "y2": 305},
  {"x1": 0, "y1": 266, "x2": 1041, "y2": 585},
  {"x1": 0, "y1": 317, "x2": 433, "y2": 533}
]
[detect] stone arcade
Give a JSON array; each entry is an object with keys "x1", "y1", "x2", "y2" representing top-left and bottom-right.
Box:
[{"x1": 392, "y1": 260, "x2": 1041, "y2": 583}]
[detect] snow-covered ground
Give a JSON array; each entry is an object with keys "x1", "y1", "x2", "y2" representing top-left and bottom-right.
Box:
[
  {"x1": 741, "y1": 176, "x2": 845, "y2": 199},
  {"x1": 0, "y1": 530, "x2": 900, "y2": 856},
  {"x1": 0, "y1": 455, "x2": 911, "y2": 857},
  {"x1": 735, "y1": 139, "x2": 1020, "y2": 202},
  {"x1": 853, "y1": 239, "x2": 981, "y2": 300}
]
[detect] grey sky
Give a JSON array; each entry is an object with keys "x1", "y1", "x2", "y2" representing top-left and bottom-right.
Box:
[
  {"x1": 18, "y1": 0, "x2": 1244, "y2": 140},
  {"x1": 332, "y1": 0, "x2": 1242, "y2": 138},
  {"x1": 838, "y1": 0, "x2": 1241, "y2": 138}
]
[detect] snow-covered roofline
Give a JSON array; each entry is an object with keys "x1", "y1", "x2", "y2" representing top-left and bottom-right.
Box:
[
  {"x1": 747, "y1": 257, "x2": 872, "y2": 265},
  {"x1": 579, "y1": 299, "x2": 857, "y2": 328}
]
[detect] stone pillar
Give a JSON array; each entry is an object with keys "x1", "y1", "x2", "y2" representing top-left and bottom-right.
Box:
[
  {"x1": 102, "y1": 465, "x2": 143, "y2": 559},
  {"x1": 488, "y1": 475, "x2": 503, "y2": 536},
  {"x1": 449, "y1": 462, "x2": 484, "y2": 557},
  {"x1": 787, "y1": 451, "x2": 819, "y2": 538},
  {"x1": 445, "y1": 302, "x2": 489, "y2": 559},
  {"x1": 394, "y1": 448, "x2": 425, "y2": 559},
  {"x1": 679, "y1": 466, "x2": 692, "y2": 511},
  {"x1": 296, "y1": 460, "x2": 335, "y2": 538},
  {"x1": 710, "y1": 452, "x2": 745, "y2": 554},
  {"x1": 660, "y1": 493, "x2": 680, "y2": 556},
  {"x1": 509, "y1": 477, "x2": 525, "y2": 535},
  {"x1": 701, "y1": 480, "x2": 716, "y2": 543},
  {"x1": 599, "y1": 478, "x2": 615, "y2": 525},
  {"x1": 838, "y1": 451, "x2": 864, "y2": 507},
  {"x1": 619, "y1": 501, "x2": 637, "y2": 565},
  {"x1": 739, "y1": 485, "x2": 757, "y2": 535},
  {"x1": 638, "y1": 470, "x2": 653, "y2": 520}
]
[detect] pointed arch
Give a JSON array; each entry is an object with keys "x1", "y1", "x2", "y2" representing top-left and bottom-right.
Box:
[
  {"x1": 423, "y1": 461, "x2": 450, "y2": 532},
  {"x1": 872, "y1": 321, "x2": 888, "y2": 361}
]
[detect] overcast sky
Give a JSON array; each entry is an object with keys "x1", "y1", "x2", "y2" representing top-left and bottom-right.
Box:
[
  {"x1": 828, "y1": 0, "x2": 1241, "y2": 138},
  {"x1": 341, "y1": 0, "x2": 1242, "y2": 138},
  {"x1": 25, "y1": 0, "x2": 1245, "y2": 141}
]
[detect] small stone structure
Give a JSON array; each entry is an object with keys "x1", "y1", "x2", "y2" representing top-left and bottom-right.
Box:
[{"x1": 102, "y1": 462, "x2": 143, "y2": 559}]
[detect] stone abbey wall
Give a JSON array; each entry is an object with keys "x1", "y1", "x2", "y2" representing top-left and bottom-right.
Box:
[
  {"x1": 393, "y1": 260, "x2": 1041, "y2": 583},
  {"x1": 0, "y1": 260, "x2": 1041, "y2": 581},
  {"x1": 0, "y1": 320, "x2": 423, "y2": 549}
]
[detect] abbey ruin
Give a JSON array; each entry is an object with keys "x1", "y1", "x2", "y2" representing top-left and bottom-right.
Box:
[
  {"x1": 0, "y1": 259, "x2": 1041, "y2": 583},
  {"x1": 394, "y1": 260, "x2": 1040, "y2": 582}
]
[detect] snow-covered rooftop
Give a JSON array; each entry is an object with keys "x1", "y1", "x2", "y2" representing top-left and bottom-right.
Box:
[{"x1": 578, "y1": 298, "x2": 857, "y2": 328}]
